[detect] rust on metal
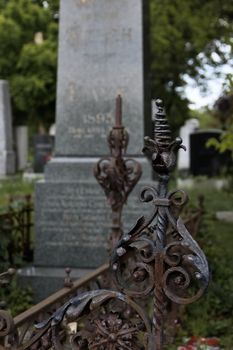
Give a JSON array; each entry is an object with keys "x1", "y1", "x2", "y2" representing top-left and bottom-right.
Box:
[
  {"x1": 0, "y1": 195, "x2": 34, "y2": 264},
  {"x1": 111, "y1": 99, "x2": 209, "y2": 349},
  {"x1": 94, "y1": 95, "x2": 142, "y2": 250},
  {"x1": 0, "y1": 99, "x2": 209, "y2": 350}
]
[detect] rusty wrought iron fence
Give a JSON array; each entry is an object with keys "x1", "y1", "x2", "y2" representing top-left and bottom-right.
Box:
[
  {"x1": 0, "y1": 264, "x2": 109, "y2": 349},
  {"x1": 0, "y1": 98, "x2": 209, "y2": 349},
  {"x1": 0, "y1": 195, "x2": 34, "y2": 264}
]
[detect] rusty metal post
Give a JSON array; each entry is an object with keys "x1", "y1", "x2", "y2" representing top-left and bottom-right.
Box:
[{"x1": 94, "y1": 95, "x2": 142, "y2": 250}]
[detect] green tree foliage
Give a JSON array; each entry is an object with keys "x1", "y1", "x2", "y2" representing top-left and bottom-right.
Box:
[
  {"x1": 34, "y1": 0, "x2": 59, "y2": 15},
  {"x1": 207, "y1": 75, "x2": 233, "y2": 161},
  {"x1": 150, "y1": 0, "x2": 233, "y2": 131},
  {"x1": 208, "y1": 131, "x2": 233, "y2": 160},
  {"x1": 0, "y1": 0, "x2": 58, "y2": 128},
  {"x1": 1, "y1": 0, "x2": 233, "y2": 130},
  {"x1": 190, "y1": 108, "x2": 219, "y2": 129}
]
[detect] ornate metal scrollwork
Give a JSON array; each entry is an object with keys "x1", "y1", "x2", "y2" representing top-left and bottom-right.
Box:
[
  {"x1": 1, "y1": 98, "x2": 209, "y2": 350},
  {"x1": 28, "y1": 98, "x2": 209, "y2": 350},
  {"x1": 110, "y1": 99, "x2": 210, "y2": 349},
  {"x1": 94, "y1": 95, "x2": 142, "y2": 249},
  {"x1": 22, "y1": 290, "x2": 152, "y2": 350},
  {"x1": 111, "y1": 190, "x2": 209, "y2": 297}
]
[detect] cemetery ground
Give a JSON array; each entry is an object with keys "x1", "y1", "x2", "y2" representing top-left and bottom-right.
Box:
[
  {"x1": 0, "y1": 176, "x2": 232, "y2": 349},
  {"x1": 0, "y1": 176, "x2": 34, "y2": 208}
]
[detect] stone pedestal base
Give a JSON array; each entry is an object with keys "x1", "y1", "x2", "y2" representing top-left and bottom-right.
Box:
[
  {"x1": 30, "y1": 156, "x2": 154, "y2": 299},
  {"x1": 34, "y1": 156, "x2": 153, "y2": 269}
]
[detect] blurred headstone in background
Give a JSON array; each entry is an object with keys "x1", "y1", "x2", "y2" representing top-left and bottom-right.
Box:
[
  {"x1": 15, "y1": 126, "x2": 28, "y2": 171},
  {"x1": 190, "y1": 129, "x2": 231, "y2": 176},
  {"x1": 178, "y1": 118, "x2": 199, "y2": 173},
  {"x1": 0, "y1": 80, "x2": 15, "y2": 176},
  {"x1": 33, "y1": 135, "x2": 54, "y2": 173},
  {"x1": 49, "y1": 123, "x2": 56, "y2": 136}
]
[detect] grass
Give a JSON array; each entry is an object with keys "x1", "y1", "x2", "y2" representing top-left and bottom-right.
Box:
[
  {"x1": 0, "y1": 175, "x2": 35, "y2": 209},
  {"x1": 0, "y1": 176, "x2": 35, "y2": 314},
  {"x1": 188, "y1": 186, "x2": 233, "y2": 212}
]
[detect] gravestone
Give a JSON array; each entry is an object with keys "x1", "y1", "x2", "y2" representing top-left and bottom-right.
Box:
[
  {"x1": 190, "y1": 129, "x2": 231, "y2": 176},
  {"x1": 15, "y1": 126, "x2": 28, "y2": 170},
  {"x1": 33, "y1": 135, "x2": 54, "y2": 173},
  {"x1": 0, "y1": 80, "x2": 15, "y2": 176},
  {"x1": 28, "y1": 0, "x2": 151, "y2": 300},
  {"x1": 49, "y1": 123, "x2": 56, "y2": 136},
  {"x1": 55, "y1": 0, "x2": 145, "y2": 157},
  {"x1": 177, "y1": 118, "x2": 199, "y2": 173}
]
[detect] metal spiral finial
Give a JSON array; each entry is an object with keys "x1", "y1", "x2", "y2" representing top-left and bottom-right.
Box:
[
  {"x1": 153, "y1": 99, "x2": 172, "y2": 150},
  {"x1": 143, "y1": 98, "x2": 185, "y2": 174}
]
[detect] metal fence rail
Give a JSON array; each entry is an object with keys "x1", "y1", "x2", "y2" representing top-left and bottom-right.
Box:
[
  {"x1": 0, "y1": 264, "x2": 108, "y2": 348},
  {"x1": 0, "y1": 195, "x2": 33, "y2": 265}
]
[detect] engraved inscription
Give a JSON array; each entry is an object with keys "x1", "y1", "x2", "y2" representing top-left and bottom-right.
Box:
[
  {"x1": 68, "y1": 82, "x2": 76, "y2": 102},
  {"x1": 56, "y1": 0, "x2": 143, "y2": 156},
  {"x1": 66, "y1": 25, "x2": 133, "y2": 54},
  {"x1": 68, "y1": 112, "x2": 114, "y2": 140},
  {"x1": 75, "y1": 0, "x2": 92, "y2": 5},
  {"x1": 37, "y1": 186, "x2": 111, "y2": 249}
]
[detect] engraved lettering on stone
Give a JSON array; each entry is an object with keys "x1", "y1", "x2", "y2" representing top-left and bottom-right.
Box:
[
  {"x1": 68, "y1": 82, "x2": 76, "y2": 102},
  {"x1": 78, "y1": 0, "x2": 91, "y2": 5},
  {"x1": 37, "y1": 187, "x2": 111, "y2": 249},
  {"x1": 68, "y1": 113, "x2": 114, "y2": 139},
  {"x1": 66, "y1": 25, "x2": 80, "y2": 48},
  {"x1": 66, "y1": 24, "x2": 133, "y2": 55}
]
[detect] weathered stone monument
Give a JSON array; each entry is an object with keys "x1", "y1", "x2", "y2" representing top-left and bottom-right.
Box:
[
  {"x1": 55, "y1": 0, "x2": 145, "y2": 156},
  {"x1": 33, "y1": 134, "x2": 54, "y2": 173},
  {"x1": 15, "y1": 126, "x2": 28, "y2": 171},
  {"x1": 0, "y1": 80, "x2": 15, "y2": 176},
  {"x1": 32, "y1": 0, "x2": 150, "y2": 296}
]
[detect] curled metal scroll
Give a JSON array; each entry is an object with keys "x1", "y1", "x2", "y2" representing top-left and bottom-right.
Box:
[
  {"x1": 0, "y1": 98, "x2": 210, "y2": 350},
  {"x1": 110, "y1": 99, "x2": 209, "y2": 350},
  {"x1": 0, "y1": 310, "x2": 14, "y2": 337},
  {"x1": 94, "y1": 95, "x2": 142, "y2": 249},
  {"x1": 24, "y1": 290, "x2": 152, "y2": 350},
  {"x1": 94, "y1": 156, "x2": 142, "y2": 212},
  {"x1": 111, "y1": 187, "x2": 209, "y2": 303},
  {"x1": 163, "y1": 217, "x2": 209, "y2": 304}
]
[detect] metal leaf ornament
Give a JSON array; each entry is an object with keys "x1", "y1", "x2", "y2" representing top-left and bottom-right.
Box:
[
  {"x1": 111, "y1": 99, "x2": 210, "y2": 349},
  {"x1": 143, "y1": 99, "x2": 186, "y2": 174},
  {"x1": 12, "y1": 98, "x2": 210, "y2": 350}
]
